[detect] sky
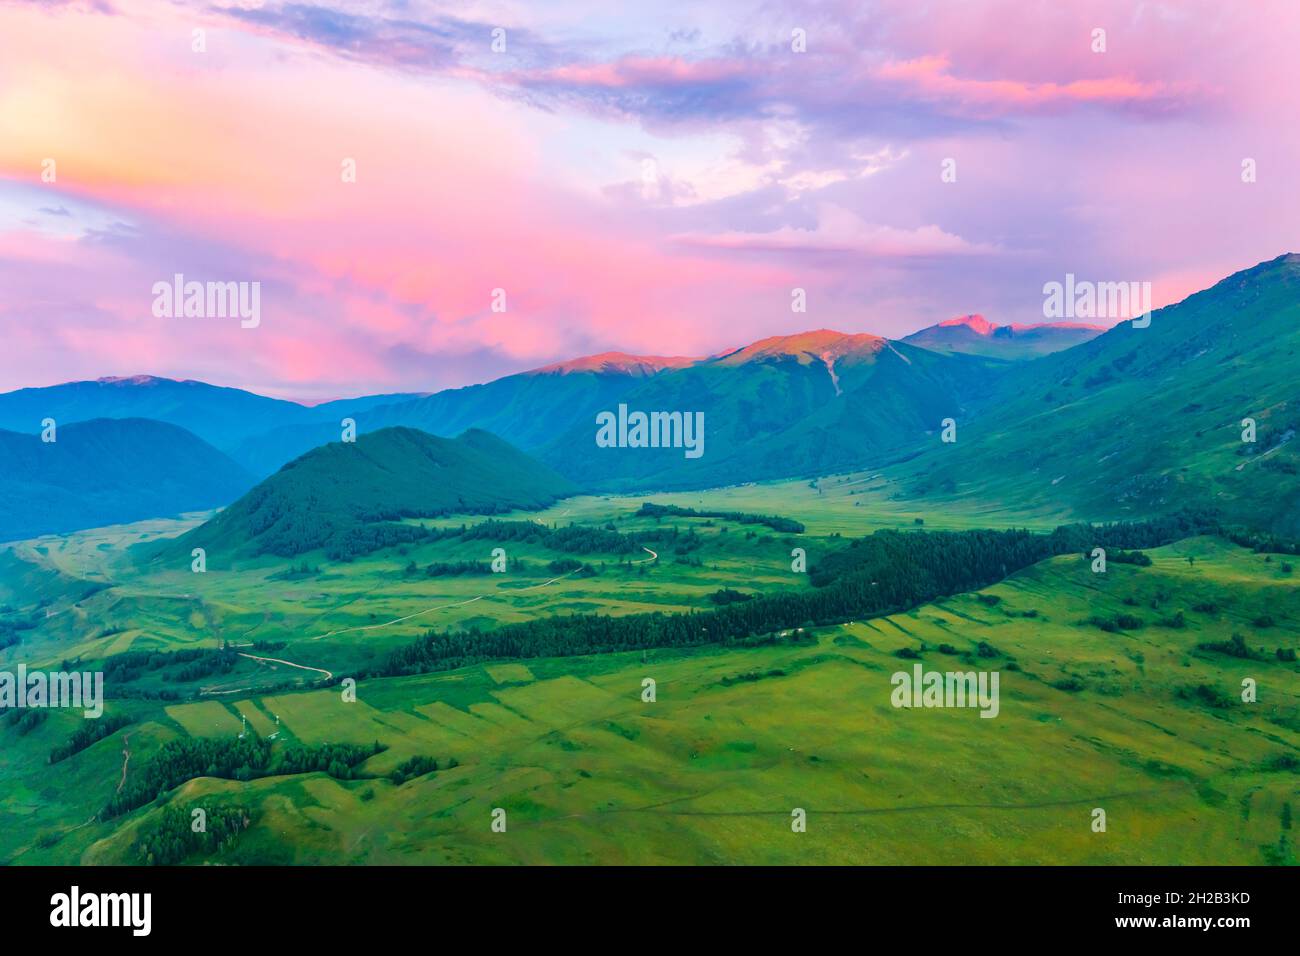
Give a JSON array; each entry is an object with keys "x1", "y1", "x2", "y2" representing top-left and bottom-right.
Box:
[{"x1": 0, "y1": 0, "x2": 1297, "y2": 401}]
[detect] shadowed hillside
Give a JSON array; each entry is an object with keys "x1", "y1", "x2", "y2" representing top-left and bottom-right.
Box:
[
  {"x1": 0, "y1": 418, "x2": 254, "y2": 541},
  {"x1": 169, "y1": 427, "x2": 577, "y2": 559},
  {"x1": 893, "y1": 254, "x2": 1300, "y2": 534}
]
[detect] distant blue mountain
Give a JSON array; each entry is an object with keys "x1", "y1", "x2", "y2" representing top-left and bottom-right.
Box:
[
  {"x1": 0, "y1": 375, "x2": 422, "y2": 455},
  {"x1": 0, "y1": 418, "x2": 255, "y2": 541}
]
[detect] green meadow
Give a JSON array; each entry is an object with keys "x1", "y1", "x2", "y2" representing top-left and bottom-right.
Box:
[
  {"x1": 0, "y1": 483, "x2": 1296, "y2": 865},
  {"x1": 3, "y1": 477, "x2": 1043, "y2": 686},
  {"x1": 469, "y1": 469, "x2": 1077, "y2": 536}
]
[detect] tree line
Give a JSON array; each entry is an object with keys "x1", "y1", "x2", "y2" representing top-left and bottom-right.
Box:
[
  {"x1": 100, "y1": 735, "x2": 386, "y2": 820},
  {"x1": 330, "y1": 515, "x2": 702, "y2": 561},
  {"x1": 374, "y1": 510, "x2": 1219, "y2": 677},
  {"x1": 48, "y1": 713, "x2": 132, "y2": 764},
  {"x1": 134, "y1": 803, "x2": 253, "y2": 866},
  {"x1": 637, "y1": 502, "x2": 805, "y2": 534}
]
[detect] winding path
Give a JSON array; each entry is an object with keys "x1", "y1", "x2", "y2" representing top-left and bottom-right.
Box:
[
  {"x1": 310, "y1": 595, "x2": 487, "y2": 642},
  {"x1": 237, "y1": 652, "x2": 333, "y2": 680},
  {"x1": 115, "y1": 734, "x2": 131, "y2": 794}
]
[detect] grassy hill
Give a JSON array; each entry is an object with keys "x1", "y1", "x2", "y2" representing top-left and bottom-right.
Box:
[
  {"x1": 171, "y1": 427, "x2": 578, "y2": 559},
  {"x1": 0, "y1": 418, "x2": 254, "y2": 541},
  {"x1": 893, "y1": 254, "x2": 1300, "y2": 534}
]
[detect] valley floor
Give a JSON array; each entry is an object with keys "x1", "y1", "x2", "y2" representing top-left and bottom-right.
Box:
[{"x1": 2, "y1": 500, "x2": 1296, "y2": 864}]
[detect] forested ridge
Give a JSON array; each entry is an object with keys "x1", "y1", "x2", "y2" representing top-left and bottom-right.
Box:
[
  {"x1": 170, "y1": 427, "x2": 576, "y2": 559},
  {"x1": 100, "y1": 736, "x2": 385, "y2": 820},
  {"x1": 135, "y1": 804, "x2": 253, "y2": 866}
]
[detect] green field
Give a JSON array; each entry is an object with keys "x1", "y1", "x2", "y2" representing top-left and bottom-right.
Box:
[
  {"x1": 2, "y1": 477, "x2": 1053, "y2": 690},
  {"x1": 1, "y1": 481, "x2": 1296, "y2": 865}
]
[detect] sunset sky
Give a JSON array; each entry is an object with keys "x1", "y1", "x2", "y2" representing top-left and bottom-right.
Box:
[{"x1": 1, "y1": 0, "x2": 1297, "y2": 400}]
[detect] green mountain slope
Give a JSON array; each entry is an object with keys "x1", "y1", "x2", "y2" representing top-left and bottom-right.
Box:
[
  {"x1": 892, "y1": 253, "x2": 1300, "y2": 534},
  {"x1": 0, "y1": 418, "x2": 255, "y2": 541},
  {"x1": 226, "y1": 353, "x2": 692, "y2": 476},
  {"x1": 174, "y1": 427, "x2": 577, "y2": 558},
  {"x1": 537, "y1": 331, "x2": 997, "y2": 490}
]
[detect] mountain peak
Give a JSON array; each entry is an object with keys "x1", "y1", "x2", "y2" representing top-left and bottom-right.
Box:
[
  {"x1": 714, "y1": 329, "x2": 887, "y2": 366},
  {"x1": 937, "y1": 314, "x2": 998, "y2": 336},
  {"x1": 94, "y1": 374, "x2": 174, "y2": 386},
  {"x1": 931, "y1": 315, "x2": 1105, "y2": 337},
  {"x1": 529, "y1": 351, "x2": 698, "y2": 377}
]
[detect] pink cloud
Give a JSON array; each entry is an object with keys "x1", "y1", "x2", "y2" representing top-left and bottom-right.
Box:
[
  {"x1": 675, "y1": 206, "x2": 999, "y2": 258},
  {"x1": 518, "y1": 55, "x2": 751, "y2": 90},
  {"x1": 876, "y1": 55, "x2": 1199, "y2": 114},
  {"x1": 0, "y1": 0, "x2": 1297, "y2": 399}
]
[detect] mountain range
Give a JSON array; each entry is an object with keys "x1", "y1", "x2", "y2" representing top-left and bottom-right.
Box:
[
  {"x1": 901, "y1": 315, "x2": 1104, "y2": 358},
  {"x1": 539, "y1": 330, "x2": 995, "y2": 490},
  {"x1": 0, "y1": 375, "x2": 425, "y2": 454},
  {"x1": 2, "y1": 255, "x2": 1297, "y2": 541},
  {"x1": 0, "y1": 314, "x2": 1084, "y2": 481},
  {"x1": 224, "y1": 352, "x2": 694, "y2": 478}
]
